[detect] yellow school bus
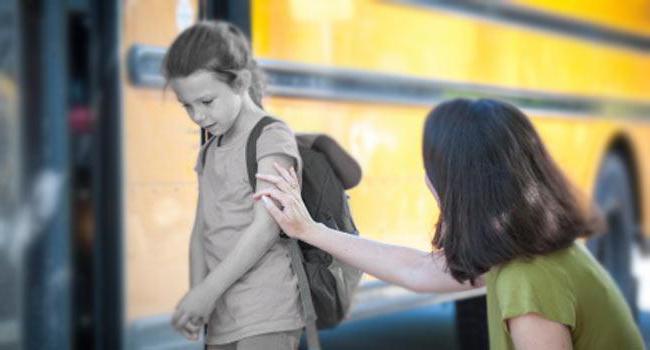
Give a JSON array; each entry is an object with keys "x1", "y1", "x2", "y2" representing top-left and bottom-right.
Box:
[
  {"x1": 4, "y1": 0, "x2": 649, "y2": 349},
  {"x1": 116, "y1": 0, "x2": 650, "y2": 348}
]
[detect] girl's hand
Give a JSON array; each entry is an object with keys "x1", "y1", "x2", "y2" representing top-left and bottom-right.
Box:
[
  {"x1": 171, "y1": 285, "x2": 212, "y2": 341},
  {"x1": 179, "y1": 318, "x2": 202, "y2": 341},
  {"x1": 253, "y1": 163, "x2": 316, "y2": 240}
]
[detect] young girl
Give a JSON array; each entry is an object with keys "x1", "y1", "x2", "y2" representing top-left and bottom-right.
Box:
[
  {"x1": 164, "y1": 21, "x2": 304, "y2": 350},
  {"x1": 255, "y1": 99, "x2": 645, "y2": 349}
]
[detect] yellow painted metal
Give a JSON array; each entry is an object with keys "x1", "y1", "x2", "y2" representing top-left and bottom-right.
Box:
[{"x1": 252, "y1": 0, "x2": 650, "y2": 101}]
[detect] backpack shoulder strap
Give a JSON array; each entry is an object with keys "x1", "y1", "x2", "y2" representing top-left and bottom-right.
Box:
[
  {"x1": 245, "y1": 116, "x2": 322, "y2": 350},
  {"x1": 287, "y1": 240, "x2": 321, "y2": 350},
  {"x1": 246, "y1": 116, "x2": 280, "y2": 191}
]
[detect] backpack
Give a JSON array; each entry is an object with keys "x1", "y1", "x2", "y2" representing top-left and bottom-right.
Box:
[{"x1": 246, "y1": 116, "x2": 363, "y2": 349}]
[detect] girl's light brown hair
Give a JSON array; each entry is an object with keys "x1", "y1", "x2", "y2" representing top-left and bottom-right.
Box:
[{"x1": 163, "y1": 20, "x2": 265, "y2": 108}]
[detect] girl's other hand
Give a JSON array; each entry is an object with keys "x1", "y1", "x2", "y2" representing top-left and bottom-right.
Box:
[
  {"x1": 171, "y1": 286, "x2": 212, "y2": 340},
  {"x1": 171, "y1": 311, "x2": 203, "y2": 341},
  {"x1": 183, "y1": 318, "x2": 203, "y2": 341},
  {"x1": 253, "y1": 163, "x2": 316, "y2": 240}
]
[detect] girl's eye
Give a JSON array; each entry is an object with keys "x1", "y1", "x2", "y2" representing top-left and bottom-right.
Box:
[{"x1": 201, "y1": 99, "x2": 214, "y2": 106}]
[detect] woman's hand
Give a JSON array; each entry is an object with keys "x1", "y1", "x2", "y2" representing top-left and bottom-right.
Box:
[
  {"x1": 253, "y1": 163, "x2": 316, "y2": 240},
  {"x1": 171, "y1": 284, "x2": 212, "y2": 341}
]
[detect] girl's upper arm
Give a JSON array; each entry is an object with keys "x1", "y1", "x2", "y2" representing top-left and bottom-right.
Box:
[
  {"x1": 248, "y1": 154, "x2": 296, "y2": 234},
  {"x1": 255, "y1": 154, "x2": 296, "y2": 193},
  {"x1": 507, "y1": 313, "x2": 572, "y2": 350}
]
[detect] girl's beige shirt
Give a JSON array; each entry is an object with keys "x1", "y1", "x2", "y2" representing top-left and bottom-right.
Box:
[{"x1": 194, "y1": 120, "x2": 305, "y2": 345}]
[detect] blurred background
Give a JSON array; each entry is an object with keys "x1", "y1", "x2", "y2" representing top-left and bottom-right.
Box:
[{"x1": 1, "y1": 0, "x2": 650, "y2": 349}]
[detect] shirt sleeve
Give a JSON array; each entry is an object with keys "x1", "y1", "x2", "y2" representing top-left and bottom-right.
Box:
[
  {"x1": 494, "y1": 259, "x2": 577, "y2": 333},
  {"x1": 256, "y1": 121, "x2": 303, "y2": 180}
]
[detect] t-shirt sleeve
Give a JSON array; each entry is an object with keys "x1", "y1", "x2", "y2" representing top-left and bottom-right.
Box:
[
  {"x1": 256, "y1": 121, "x2": 303, "y2": 180},
  {"x1": 494, "y1": 260, "x2": 577, "y2": 332}
]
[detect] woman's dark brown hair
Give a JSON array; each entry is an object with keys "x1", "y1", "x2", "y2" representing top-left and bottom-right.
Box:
[
  {"x1": 163, "y1": 20, "x2": 265, "y2": 107},
  {"x1": 423, "y1": 98, "x2": 604, "y2": 283}
]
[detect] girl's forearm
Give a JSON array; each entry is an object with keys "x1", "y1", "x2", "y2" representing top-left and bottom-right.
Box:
[
  {"x1": 189, "y1": 196, "x2": 207, "y2": 288},
  {"x1": 189, "y1": 226, "x2": 207, "y2": 288},
  {"x1": 302, "y1": 223, "x2": 473, "y2": 293},
  {"x1": 199, "y1": 216, "x2": 278, "y2": 300}
]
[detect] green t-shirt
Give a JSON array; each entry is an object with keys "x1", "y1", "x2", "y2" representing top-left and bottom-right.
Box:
[{"x1": 486, "y1": 242, "x2": 644, "y2": 350}]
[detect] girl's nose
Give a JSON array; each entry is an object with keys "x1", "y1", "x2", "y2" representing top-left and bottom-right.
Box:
[{"x1": 192, "y1": 112, "x2": 205, "y2": 123}]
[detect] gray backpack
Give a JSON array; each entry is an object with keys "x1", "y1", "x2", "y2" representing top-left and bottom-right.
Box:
[{"x1": 246, "y1": 117, "x2": 363, "y2": 350}]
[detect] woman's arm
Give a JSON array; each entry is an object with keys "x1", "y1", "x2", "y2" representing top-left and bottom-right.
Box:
[
  {"x1": 189, "y1": 192, "x2": 207, "y2": 288},
  {"x1": 299, "y1": 222, "x2": 480, "y2": 293},
  {"x1": 508, "y1": 313, "x2": 573, "y2": 350},
  {"x1": 255, "y1": 164, "x2": 482, "y2": 293}
]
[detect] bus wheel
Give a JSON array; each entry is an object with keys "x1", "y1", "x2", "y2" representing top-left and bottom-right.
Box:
[{"x1": 587, "y1": 153, "x2": 639, "y2": 319}]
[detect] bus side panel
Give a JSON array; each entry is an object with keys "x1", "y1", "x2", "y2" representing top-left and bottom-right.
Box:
[{"x1": 252, "y1": 0, "x2": 650, "y2": 101}]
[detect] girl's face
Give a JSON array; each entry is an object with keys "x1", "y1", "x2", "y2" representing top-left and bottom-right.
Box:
[{"x1": 170, "y1": 70, "x2": 243, "y2": 136}]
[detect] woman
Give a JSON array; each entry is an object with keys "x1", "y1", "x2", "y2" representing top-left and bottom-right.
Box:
[{"x1": 254, "y1": 99, "x2": 645, "y2": 349}]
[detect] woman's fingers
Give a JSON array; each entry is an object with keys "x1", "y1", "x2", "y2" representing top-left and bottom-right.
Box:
[
  {"x1": 289, "y1": 166, "x2": 299, "y2": 185},
  {"x1": 256, "y1": 173, "x2": 293, "y2": 193},
  {"x1": 253, "y1": 188, "x2": 291, "y2": 205},
  {"x1": 261, "y1": 196, "x2": 287, "y2": 222},
  {"x1": 255, "y1": 173, "x2": 282, "y2": 184},
  {"x1": 273, "y1": 163, "x2": 291, "y2": 182},
  {"x1": 273, "y1": 162, "x2": 294, "y2": 185}
]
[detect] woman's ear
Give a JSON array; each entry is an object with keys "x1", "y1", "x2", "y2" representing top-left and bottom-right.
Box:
[{"x1": 234, "y1": 70, "x2": 252, "y2": 95}]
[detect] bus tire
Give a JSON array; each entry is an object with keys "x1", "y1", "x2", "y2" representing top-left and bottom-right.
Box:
[
  {"x1": 587, "y1": 152, "x2": 639, "y2": 319},
  {"x1": 455, "y1": 295, "x2": 489, "y2": 350}
]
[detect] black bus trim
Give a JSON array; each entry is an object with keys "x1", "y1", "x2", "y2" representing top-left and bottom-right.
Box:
[
  {"x1": 127, "y1": 44, "x2": 650, "y2": 119},
  {"x1": 398, "y1": 0, "x2": 650, "y2": 52}
]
